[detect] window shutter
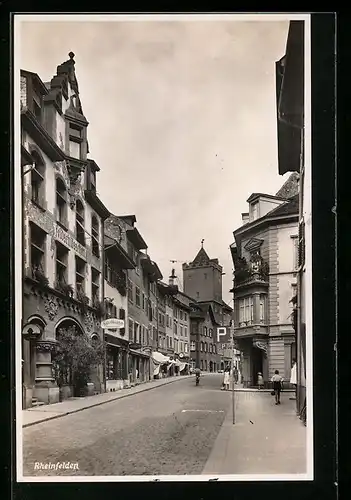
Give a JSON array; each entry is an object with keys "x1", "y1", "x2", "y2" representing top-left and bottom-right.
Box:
[{"x1": 298, "y1": 220, "x2": 305, "y2": 268}]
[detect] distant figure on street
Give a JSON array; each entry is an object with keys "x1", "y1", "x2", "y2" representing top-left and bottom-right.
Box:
[
  {"x1": 223, "y1": 368, "x2": 230, "y2": 390},
  {"x1": 257, "y1": 372, "x2": 264, "y2": 389},
  {"x1": 271, "y1": 370, "x2": 284, "y2": 405}
]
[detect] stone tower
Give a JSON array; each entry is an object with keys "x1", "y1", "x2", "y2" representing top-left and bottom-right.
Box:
[{"x1": 182, "y1": 243, "x2": 223, "y2": 303}]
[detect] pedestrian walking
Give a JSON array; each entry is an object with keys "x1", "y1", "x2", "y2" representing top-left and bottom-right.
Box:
[
  {"x1": 271, "y1": 370, "x2": 284, "y2": 405},
  {"x1": 223, "y1": 368, "x2": 230, "y2": 390},
  {"x1": 257, "y1": 372, "x2": 264, "y2": 389}
]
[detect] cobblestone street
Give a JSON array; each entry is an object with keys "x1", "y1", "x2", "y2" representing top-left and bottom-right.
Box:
[{"x1": 23, "y1": 374, "x2": 230, "y2": 476}]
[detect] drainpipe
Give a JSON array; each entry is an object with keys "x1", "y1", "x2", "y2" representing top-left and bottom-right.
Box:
[{"x1": 296, "y1": 129, "x2": 305, "y2": 415}]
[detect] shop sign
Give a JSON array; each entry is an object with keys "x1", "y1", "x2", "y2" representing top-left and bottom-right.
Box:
[{"x1": 101, "y1": 318, "x2": 125, "y2": 330}]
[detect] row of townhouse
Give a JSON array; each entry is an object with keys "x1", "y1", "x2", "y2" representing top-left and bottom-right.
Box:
[{"x1": 20, "y1": 52, "x2": 234, "y2": 409}]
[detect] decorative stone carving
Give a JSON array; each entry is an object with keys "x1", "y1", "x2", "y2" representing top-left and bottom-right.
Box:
[
  {"x1": 44, "y1": 297, "x2": 59, "y2": 321},
  {"x1": 59, "y1": 132, "x2": 64, "y2": 150},
  {"x1": 54, "y1": 160, "x2": 70, "y2": 187},
  {"x1": 36, "y1": 340, "x2": 58, "y2": 353},
  {"x1": 84, "y1": 311, "x2": 94, "y2": 333},
  {"x1": 253, "y1": 340, "x2": 268, "y2": 355}
]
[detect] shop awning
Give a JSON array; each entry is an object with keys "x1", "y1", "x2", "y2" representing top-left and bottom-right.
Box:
[
  {"x1": 130, "y1": 348, "x2": 150, "y2": 359},
  {"x1": 152, "y1": 351, "x2": 170, "y2": 364}
]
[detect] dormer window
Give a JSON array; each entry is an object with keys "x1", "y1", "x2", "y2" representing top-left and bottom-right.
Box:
[
  {"x1": 252, "y1": 202, "x2": 259, "y2": 221},
  {"x1": 56, "y1": 178, "x2": 67, "y2": 228},
  {"x1": 69, "y1": 123, "x2": 82, "y2": 159}
]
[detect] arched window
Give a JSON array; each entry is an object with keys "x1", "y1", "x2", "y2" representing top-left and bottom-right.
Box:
[
  {"x1": 56, "y1": 177, "x2": 67, "y2": 227},
  {"x1": 91, "y1": 215, "x2": 99, "y2": 257},
  {"x1": 31, "y1": 150, "x2": 45, "y2": 208},
  {"x1": 76, "y1": 199, "x2": 85, "y2": 246}
]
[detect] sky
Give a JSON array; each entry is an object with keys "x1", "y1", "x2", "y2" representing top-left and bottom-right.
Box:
[{"x1": 18, "y1": 15, "x2": 291, "y2": 304}]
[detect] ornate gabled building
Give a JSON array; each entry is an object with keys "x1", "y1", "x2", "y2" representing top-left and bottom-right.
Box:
[
  {"x1": 230, "y1": 176, "x2": 299, "y2": 387},
  {"x1": 21, "y1": 53, "x2": 110, "y2": 408}
]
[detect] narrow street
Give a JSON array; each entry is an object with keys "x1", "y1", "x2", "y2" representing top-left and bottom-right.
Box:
[{"x1": 23, "y1": 374, "x2": 230, "y2": 476}]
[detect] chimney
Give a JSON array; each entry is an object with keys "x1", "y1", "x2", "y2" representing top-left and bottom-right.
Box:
[
  {"x1": 169, "y1": 268, "x2": 176, "y2": 286},
  {"x1": 241, "y1": 212, "x2": 249, "y2": 225}
]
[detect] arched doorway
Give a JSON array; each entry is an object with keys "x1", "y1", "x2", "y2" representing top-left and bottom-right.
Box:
[{"x1": 52, "y1": 317, "x2": 85, "y2": 399}]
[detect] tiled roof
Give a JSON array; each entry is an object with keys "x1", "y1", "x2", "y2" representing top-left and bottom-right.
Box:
[{"x1": 266, "y1": 193, "x2": 299, "y2": 218}]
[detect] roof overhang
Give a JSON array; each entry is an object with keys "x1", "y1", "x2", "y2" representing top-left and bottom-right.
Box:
[
  {"x1": 140, "y1": 256, "x2": 163, "y2": 282},
  {"x1": 21, "y1": 108, "x2": 66, "y2": 162},
  {"x1": 104, "y1": 235, "x2": 135, "y2": 269},
  {"x1": 126, "y1": 228, "x2": 147, "y2": 250},
  {"x1": 84, "y1": 190, "x2": 110, "y2": 220}
]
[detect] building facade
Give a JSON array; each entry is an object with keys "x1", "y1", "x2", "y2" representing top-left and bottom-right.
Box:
[
  {"x1": 21, "y1": 53, "x2": 109, "y2": 408},
  {"x1": 276, "y1": 20, "x2": 307, "y2": 422},
  {"x1": 103, "y1": 214, "x2": 135, "y2": 391},
  {"x1": 189, "y1": 302, "x2": 221, "y2": 372},
  {"x1": 230, "y1": 176, "x2": 299, "y2": 387}
]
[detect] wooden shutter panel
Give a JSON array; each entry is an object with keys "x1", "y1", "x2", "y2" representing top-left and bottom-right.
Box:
[
  {"x1": 298, "y1": 220, "x2": 305, "y2": 267},
  {"x1": 119, "y1": 308, "x2": 125, "y2": 336}
]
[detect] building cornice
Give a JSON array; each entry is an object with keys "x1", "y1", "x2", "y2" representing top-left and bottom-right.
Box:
[{"x1": 234, "y1": 212, "x2": 298, "y2": 239}]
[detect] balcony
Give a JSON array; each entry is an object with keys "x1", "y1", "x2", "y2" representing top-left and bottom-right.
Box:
[{"x1": 233, "y1": 254, "x2": 269, "y2": 289}]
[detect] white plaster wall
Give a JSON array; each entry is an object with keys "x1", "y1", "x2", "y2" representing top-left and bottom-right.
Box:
[
  {"x1": 277, "y1": 223, "x2": 298, "y2": 273},
  {"x1": 104, "y1": 281, "x2": 128, "y2": 340},
  {"x1": 259, "y1": 198, "x2": 284, "y2": 218},
  {"x1": 278, "y1": 274, "x2": 296, "y2": 327}
]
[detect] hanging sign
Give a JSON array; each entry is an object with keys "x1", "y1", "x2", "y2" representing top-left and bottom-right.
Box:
[{"x1": 101, "y1": 318, "x2": 125, "y2": 330}]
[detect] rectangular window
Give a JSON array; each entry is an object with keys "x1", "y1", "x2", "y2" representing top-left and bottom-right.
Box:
[
  {"x1": 239, "y1": 297, "x2": 254, "y2": 325},
  {"x1": 128, "y1": 279, "x2": 133, "y2": 303},
  {"x1": 69, "y1": 139, "x2": 80, "y2": 159},
  {"x1": 190, "y1": 341, "x2": 195, "y2": 351},
  {"x1": 184, "y1": 327, "x2": 188, "y2": 338},
  {"x1": 76, "y1": 202, "x2": 85, "y2": 246},
  {"x1": 259, "y1": 295, "x2": 265, "y2": 324},
  {"x1": 179, "y1": 310, "x2": 183, "y2": 320},
  {"x1": 56, "y1": 179, "x2": 67, "y2": 228},
  {"x1": 135, "y1": 286, "x2": 141, "y2": 307},
  {"x1": 174, "y1": 321, "x2": 177, "y2": 335},
  {"x1": 184, "y1": 312, "x2": 187, "y2": 321},
  {"x1": 142, "y1": 292, "x2": 145, "y2": 310},
  {"x1": 180, "y1": 341, "x2": 183, "y2": 353},
  {"x1": 91, "y1": 267, "x2": 100, "y2": 304},
  {"x1": 30, "y1": 222, "x2": 46, "y2": 278},
  {"x1": 128, "y1": 319, "x2": 134, "y2": 340},
  {"x1": 180, "y1": 326, "x2": 183, "y2": 337},
  {"x1": 134, "y1": 322, "x2": 139, "y2": 344},
  {"x1": 184, "y1": 343, "x2": 188, "y2": 353},
  {"x1": 55, "y1": 241, "x2": 69, "y2": 287},
  {"x1": 75, "y1": 256, "x2": 86, "y2": 295},
  {"x1": 91, "y1": 217, "x2": 100, "y2": 258}
]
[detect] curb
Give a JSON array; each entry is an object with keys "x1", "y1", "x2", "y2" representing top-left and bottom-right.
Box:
[{"x1": 23, "y1": 376, "x2": 192, "y2": 428}]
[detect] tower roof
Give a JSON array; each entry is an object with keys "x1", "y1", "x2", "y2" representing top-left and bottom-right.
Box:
[{"x1": 192, "y1": 246, "x2": 210, "y2": 266}]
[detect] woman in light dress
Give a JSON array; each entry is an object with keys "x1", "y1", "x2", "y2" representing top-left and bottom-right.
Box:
[{"x1": 223, "y1": 368, "x2": 230, "y2": 390}]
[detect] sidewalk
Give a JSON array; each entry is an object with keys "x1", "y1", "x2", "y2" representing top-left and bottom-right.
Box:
[
  {"x1": 22, "y1": 375, "x2": 192, "y2": 428},
  {"x1": 202, "y1": 390, "x2": 307, "y2": 475}
]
